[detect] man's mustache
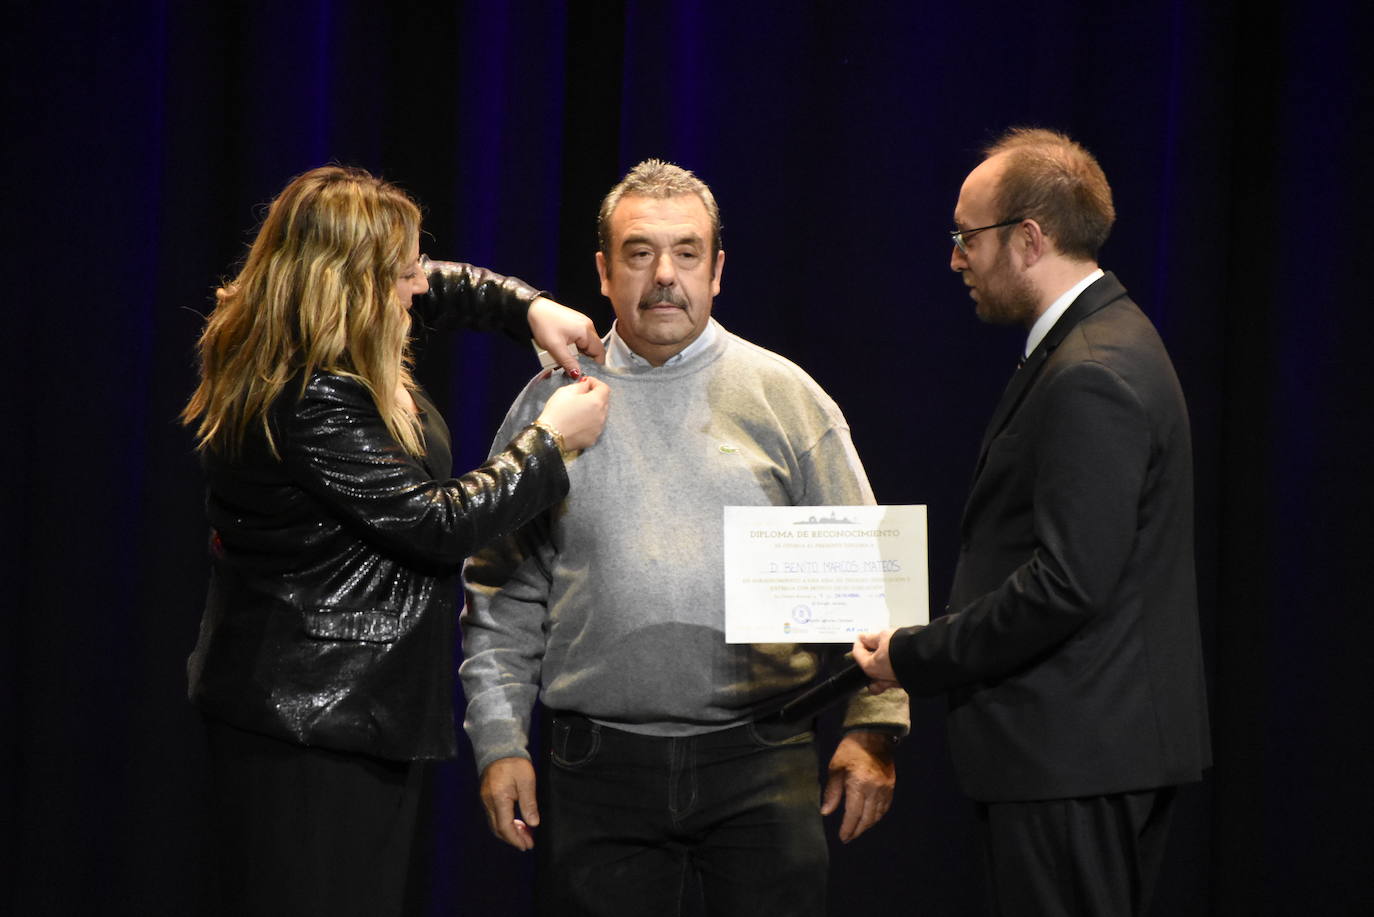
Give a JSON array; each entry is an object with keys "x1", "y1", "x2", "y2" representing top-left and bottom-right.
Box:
[{"x1": 639, "y1": 287, "x2": 688, "y2": 310}]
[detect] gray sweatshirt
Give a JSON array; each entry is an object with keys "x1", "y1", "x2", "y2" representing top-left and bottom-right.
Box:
[{"x1": 460, "y1": 321, "x2": 909, "y2": 772}]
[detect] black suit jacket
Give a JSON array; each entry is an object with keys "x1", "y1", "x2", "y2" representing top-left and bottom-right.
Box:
[{"x1": 890, "y1": 272, "x2": 1210, "y2": 801}]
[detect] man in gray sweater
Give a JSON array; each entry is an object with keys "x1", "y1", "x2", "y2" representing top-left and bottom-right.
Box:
[{"x1": 460, "y1": 160, "x2": 909, "y2": 916}]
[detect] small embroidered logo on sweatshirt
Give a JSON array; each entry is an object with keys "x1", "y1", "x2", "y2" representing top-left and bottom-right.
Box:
[{"x1": 718, "y1": 444, "x2": 740, "y2": 454}]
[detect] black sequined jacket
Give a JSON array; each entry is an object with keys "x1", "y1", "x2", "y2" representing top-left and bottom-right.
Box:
[{"x1": 187, "y1": 261, "x2": 569, "y2": 760}]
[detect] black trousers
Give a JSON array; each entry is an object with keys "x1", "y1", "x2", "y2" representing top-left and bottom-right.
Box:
[
  {"x1": 203, "y1": 718, "x2": 424, "y2": 917},
  {"x1": 978, "y1": 787, "x2": 1178, "y2": 917},
  {"x1": 537, "y1": 713, "x2": 828, "y2": 917}
]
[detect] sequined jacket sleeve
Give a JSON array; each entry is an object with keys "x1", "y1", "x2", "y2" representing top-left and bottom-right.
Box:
[
  {"x1": 277, "y1": 373, "x2": 566, "y2": 569},
  {"x1": 412, "y1": 259, "x2": 544, "y2": 342}
]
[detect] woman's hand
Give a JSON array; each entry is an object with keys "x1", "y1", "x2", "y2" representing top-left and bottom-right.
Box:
[
  {"x1": 537, "y1": 377, "x2": 610, "y2": 452},
  {"x1": 527, "y1": 297, "x2": 606, "y2": 377}
]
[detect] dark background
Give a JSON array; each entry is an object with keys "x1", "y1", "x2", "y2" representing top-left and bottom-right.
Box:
[{"x1": 5, "y1": 1, "x2": 1372, "y2": 914}]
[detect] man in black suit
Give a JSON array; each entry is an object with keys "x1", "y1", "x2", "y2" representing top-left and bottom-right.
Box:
[{"x1": 853, "y1": 128, "x2": 1210, "y2": 916}]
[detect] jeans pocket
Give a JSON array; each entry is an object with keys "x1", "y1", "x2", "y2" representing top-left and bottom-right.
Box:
[{"x1": 550, "y1": 717, "x2": 602, "y2": 769}]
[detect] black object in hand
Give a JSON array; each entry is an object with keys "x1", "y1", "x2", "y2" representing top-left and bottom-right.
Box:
[{"x1": 773, "y1": 654, "x2": 871, "y2": 723}]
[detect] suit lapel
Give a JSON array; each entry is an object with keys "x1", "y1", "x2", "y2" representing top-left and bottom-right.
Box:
[
  {"x1": 975, "y1": 349, "x2": 1042, "y2": 463},
  {"x1": 969, "y1": 272, "x2": 1130, "y2": 481}
]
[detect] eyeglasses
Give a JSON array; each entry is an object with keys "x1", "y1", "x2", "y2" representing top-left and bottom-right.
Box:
[{"x1": 949, "y1": 218, "x2": 1024, "y2": 255}]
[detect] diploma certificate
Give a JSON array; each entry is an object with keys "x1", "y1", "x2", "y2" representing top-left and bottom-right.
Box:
[{"x1": 723, "y1": 505, "x2": 928, "y2": 643}]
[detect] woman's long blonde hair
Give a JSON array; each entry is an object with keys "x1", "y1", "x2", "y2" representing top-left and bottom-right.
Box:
[{"x1": 183, "y1": 165, "x2": 425, "y2": 457}]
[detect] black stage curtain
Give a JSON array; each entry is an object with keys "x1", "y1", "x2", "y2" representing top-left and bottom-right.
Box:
[{"x1": 4, "y1": 2, "x2": 1371, "y2": 914}]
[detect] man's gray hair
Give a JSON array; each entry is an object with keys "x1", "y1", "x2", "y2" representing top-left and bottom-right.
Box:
[{"x1": 597, "y1": 159, "x2": 722, "y2": 260}]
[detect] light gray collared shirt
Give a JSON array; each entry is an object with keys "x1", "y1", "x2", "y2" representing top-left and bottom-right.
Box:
[{"x1": 605, "y1": 317, "x2": 721, "y2": 370}]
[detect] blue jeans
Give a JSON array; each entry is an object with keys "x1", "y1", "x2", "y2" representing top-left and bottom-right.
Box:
[{"x1": 537, "y1": 712, "x2": 828, "y2": 917}]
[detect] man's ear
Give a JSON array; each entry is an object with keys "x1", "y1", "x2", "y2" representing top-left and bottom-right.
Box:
[
  {"x1": 1018, "y1": 220, "x2": 1048, "y2": 267},
  {"x1": 711, "y1": 249, "x2": 725, "y2": 296},
  {"x1": 595, "y1": 250, "x2": 611, "y2": 298}
]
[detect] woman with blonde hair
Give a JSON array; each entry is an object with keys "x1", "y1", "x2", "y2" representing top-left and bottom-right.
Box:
[{"x1": 183, "y1": 165, "x2": 608, "y2": 916}]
